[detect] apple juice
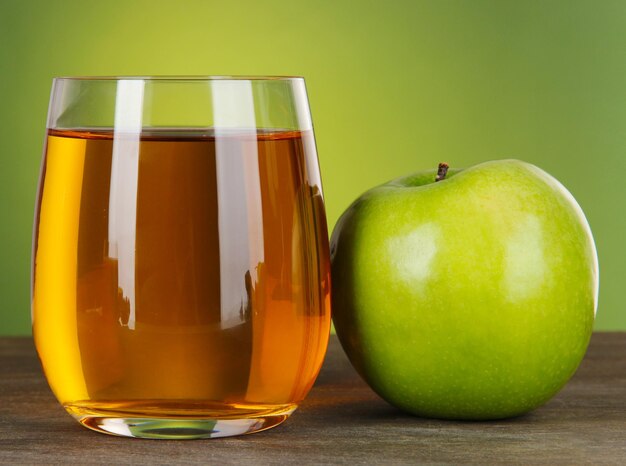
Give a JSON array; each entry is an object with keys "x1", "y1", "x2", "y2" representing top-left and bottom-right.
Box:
[{"x1": 32, "y1": 128, "x2": 331, "y2": 424}]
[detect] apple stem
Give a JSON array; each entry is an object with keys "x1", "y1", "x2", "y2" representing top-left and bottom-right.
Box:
[{"x1": 435, "y1": 163, "x2": 449, "y2": 182}]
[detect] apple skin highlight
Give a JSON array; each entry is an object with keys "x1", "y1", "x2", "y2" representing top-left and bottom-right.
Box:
[{"x1": 330, "y1": 159, "x2": 599, "y2": 420}]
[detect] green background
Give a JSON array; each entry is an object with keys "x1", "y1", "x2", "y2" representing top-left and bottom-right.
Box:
[{"x1": 1, "y1": 0, "x2": 624, "y2": 334}]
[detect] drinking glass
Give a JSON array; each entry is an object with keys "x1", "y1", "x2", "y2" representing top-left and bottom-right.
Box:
[{"x1": 32, "y1": 76, "x2": 331, "y2": 439}]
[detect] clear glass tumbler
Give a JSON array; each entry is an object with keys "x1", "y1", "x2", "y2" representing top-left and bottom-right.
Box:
[{"x1": 32, "y1": 76, "x2": 331, "y2": 439}]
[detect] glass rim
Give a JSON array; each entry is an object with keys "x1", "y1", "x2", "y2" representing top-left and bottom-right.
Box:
[{"x1": 52, "y1": 75, "x2": 305, "y2": 82}]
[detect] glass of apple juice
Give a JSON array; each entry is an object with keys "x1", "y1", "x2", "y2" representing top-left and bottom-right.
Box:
[{"x1": 31, "y1": 76, "x2": 331, "y2": 439}]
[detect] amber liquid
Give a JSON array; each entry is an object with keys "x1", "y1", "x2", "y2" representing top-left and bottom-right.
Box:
[{"x1": 32, "y1": 128, "x2": 331, "y2": 427}]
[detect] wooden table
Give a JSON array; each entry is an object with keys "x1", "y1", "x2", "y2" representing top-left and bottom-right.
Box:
[{"x1": 1, "y1": 334, "x2": 625, "y2": 464}]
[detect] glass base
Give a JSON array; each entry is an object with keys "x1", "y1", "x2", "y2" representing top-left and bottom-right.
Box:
[
  {"x1": 65, "y1": 401, "x2": 297, "y2": 439},
  {"x1": 78, "y1": 416, "x2": 291, "y2": 439}
]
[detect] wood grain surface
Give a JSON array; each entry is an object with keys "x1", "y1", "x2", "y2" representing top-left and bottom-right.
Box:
[{"x1": 1, "y1": 334, "x2": 625, "y2": 465}]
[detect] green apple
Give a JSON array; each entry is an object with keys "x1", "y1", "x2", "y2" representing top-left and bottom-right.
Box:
[{"x1": 330, "y1": 159, "x2": 598, "y2": 420}]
